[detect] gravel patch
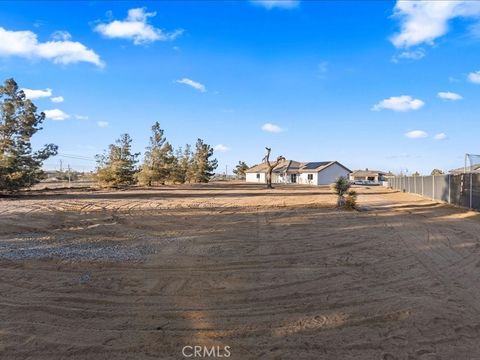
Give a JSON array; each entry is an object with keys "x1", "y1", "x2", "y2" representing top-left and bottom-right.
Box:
[{"x1": 0, "y1": 238, "x2": 158, "y2": 262}]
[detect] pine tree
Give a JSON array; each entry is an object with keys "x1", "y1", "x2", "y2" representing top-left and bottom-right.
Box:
[
  {"x1": 191, "y1": 138, "x2": 218, "y2": 183},
  {"x1": 138, "y1": 122, "x2": 174, "y2": 186},
  {"x1": 0, "y1": 78, "x2": 58, "y2": 191},
  {"x1": 233, "y1": 161, "x2": 249, "y2": 178},
  {"x1": 169, "y1": 147, "x2": 183, "y2": 184},
  {"x1": 183, "y1": 144, "x2": 195, "y2": 183},
  {"x1": 95, "y1": 133, "x2": 139, "y2": 187}
]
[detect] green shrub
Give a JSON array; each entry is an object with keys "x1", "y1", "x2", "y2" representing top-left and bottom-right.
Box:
[{"x1": 345, "y1": 190, "x2": 357, "y2": 209}]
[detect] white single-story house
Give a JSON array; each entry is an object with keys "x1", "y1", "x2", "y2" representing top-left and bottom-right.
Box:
[
  {"x1": 245, "y1": 160, "x2": 351, "y2": 186},
  {"x1": 349, "y1": 169, "x2": 392, "y2": 183}
]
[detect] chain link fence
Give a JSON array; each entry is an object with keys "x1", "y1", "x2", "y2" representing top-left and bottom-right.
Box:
[{"x1": 388, "y1": 174, "x2": 480, "y2": 211}]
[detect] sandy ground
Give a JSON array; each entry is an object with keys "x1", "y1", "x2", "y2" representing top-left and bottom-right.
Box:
[{"x1": 1, "y1": 182, "x2": 480, "y2": 359}]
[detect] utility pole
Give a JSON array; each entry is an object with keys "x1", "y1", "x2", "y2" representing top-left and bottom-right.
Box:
[
  {"x1": 59, "y1": 159, "x2": 63, "y2": 172},
  {"x1": 67, "y1": 164, "x2": 71, "y2": 187}
]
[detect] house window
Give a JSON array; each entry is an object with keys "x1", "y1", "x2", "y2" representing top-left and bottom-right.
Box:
[
  {"x1": 307, "y1": 174, "x2": 313, "y2": 180},
  {"x1": 256, "y1": 173, "x2": 260, "y2": 179}
]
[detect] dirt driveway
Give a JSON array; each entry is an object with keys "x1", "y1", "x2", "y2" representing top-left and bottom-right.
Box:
[{"x1": 1, "y1": 183, "x2": 480, "y2": 359}]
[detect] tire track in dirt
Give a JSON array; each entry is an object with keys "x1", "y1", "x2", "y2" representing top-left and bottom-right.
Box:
[{"x1": 3, "y1": 185, "x2": 480, "y2": 359}]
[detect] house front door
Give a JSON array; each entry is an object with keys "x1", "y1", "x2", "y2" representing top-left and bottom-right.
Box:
[{"x1": 290, "y1": 174, "x2": 297, "y2": 183}]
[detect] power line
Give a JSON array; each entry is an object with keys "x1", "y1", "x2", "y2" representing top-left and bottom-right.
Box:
[{"x1": 54, "y1": 153, "x2": 97, "y2": 162}]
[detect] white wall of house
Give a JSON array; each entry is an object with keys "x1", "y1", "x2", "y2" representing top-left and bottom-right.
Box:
[
  {"x1": 246, "y1": 173, "x2": 285, "y2": 183},
  {"x1": 298, "y1": 173, "x2": 316, "y2": 185},
  {"x1": 316, "y1": 163, "x2": 350, "y2": 185},
  {"x1": 246, "y1": 163, "x2": 350, "y2": 186},
  {"x1": 277, "y1": 173, "x2": 297, "y2": 184},
  {"x1": 246, "y1": 172, "x2": 266, "y2": 183},
  {"x1": 350, "y1": 174, "x2": 380, "y2": 182},
  {"x1": 273, "y1": 173, "x2": 283, "y2": 183}
]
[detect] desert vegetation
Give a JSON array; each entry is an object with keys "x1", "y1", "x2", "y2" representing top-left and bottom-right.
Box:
[{"x1": 332, "y1": 176, "x2": 357, "y2": 209}]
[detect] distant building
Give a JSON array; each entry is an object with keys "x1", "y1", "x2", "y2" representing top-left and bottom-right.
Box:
[
  {"x1": 349, "y1": 169, "x2": 390, "y2": 183},
  {"x1": 245, "y1": 160, "x2": 351, "y2": 185}
]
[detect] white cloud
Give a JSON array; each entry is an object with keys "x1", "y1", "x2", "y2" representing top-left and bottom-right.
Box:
[
  {"x1": 251, "y1": 0, "x2": 299, "y2": 9},
  {"x1": 372, "y1": 95, "x2": 424, "y2": 112},
  {"x1": 261, "y1": 122, "x2": 284, "y2": 133},
  {"x1": 51, "y1": 96, "x2": 64, "y2": 103},
  {"x1": 43, "y1": 109, "x2": 70, "y2": 121},
  {"x1": 213, "y1": 144, "x2": 229, "y2": 152},
  {"x1": 74, "y1": 114, "x2": 89, "y2": 120},
  {"x1": 97, "y1": 121, "x2": 109, "y2": 128},
  {"x1": 392, "y1": 48, "x2": 426, "y2": 62},
  {"x1": 317, "y1": 61, "x2": 328, "y2": 78},
  {"x1": 95, "y1": 8, "x2": 183, "y2": 45},
  {"x1": 391, "y1": 1, "x2": 480, "y2": 48},
  {"x1": 21, "y1": 87, "x2": 52, "y2": 99},
  {"x1": 175, "y1": 78, "x2": 206, "y2": 92},
  {"x1": 434, "y1": 132, "x2": 447, "y2": 140},
  {"x1": 51, "y1": 30, "x2": 72, "y2": 41},
  {"x1": 468, "y1": 71, "x2": 480, "y2": 84},
  {"x1": 437, "y1": 91, "x2": 462, "y2": 101},
  {"x1": 405, "y1": 130, "x2": 428, "y2": 139},
  {"x1": 0, "y1": 27, "x2": 103, "y2": 67}
]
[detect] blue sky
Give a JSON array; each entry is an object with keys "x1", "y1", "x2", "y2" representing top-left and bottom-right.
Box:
[{"x1": 1, "y1": 0, "x2": 480, "y2": 174}]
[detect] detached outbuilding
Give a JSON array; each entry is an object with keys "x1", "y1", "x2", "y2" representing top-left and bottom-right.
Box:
[
  {"x1": 349, "y1": 169, "x2": 390, "y2": 183},
  {"x1": 245, "y1": 160, "x2": 351, "y2": 186}
]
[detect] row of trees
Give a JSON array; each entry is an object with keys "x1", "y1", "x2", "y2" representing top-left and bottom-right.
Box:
[
  {"x1": 95, "y1": 122, "x2": 218, "y2": 187},
  {"x1": 0, "y1": 78, "x2": 220, "y2": 192}
]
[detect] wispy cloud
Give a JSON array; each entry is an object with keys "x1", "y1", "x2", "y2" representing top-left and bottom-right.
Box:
[
  {"x1": 261, "y1": 122, "x2": 284, "y2": 133},
  {"x1": 392, "y1": 48, "x2": 426, "y2": 62},
  {"x1": 95, "y1": 8, "x2": 183, "y2": 45},
  {"x1": 317, "y1": 61, "x2": 328, "y2": 78},
  {"x1": 405, "y1": 130, "x2": 428, "y2": 139},
  {"x1": 43, "y1": 108, "x2": 70, "y2": 121},
  {"x1": 372, "y1": 95, "x2": 424, "y2": 112},
  {"x1": 21, "y1": 88, "x2": 52, "y2": 99},
  {"x1": 250, "y1": 0, "x2": 299, "y2": 10},
  {"x1": 74, "y1": 114, "x2": 88, "y2": 120},
  {"x1": 437, "y1": 91, "x2": 462, "y2": 101},
  {"x1": 175, "y1": 78, "x2": 206, "y2": 92},
  {"x1": 434, "y1": 132, "x2": 447, "y2": 140},
  {"x1": 468, "y1": 70, "x2": 480, "y2": 84},
  {"x1": 0, "y1": 26, "x2": 103, "y2": 67},
  {"x1": 51, "y1": 95, "x2": 64, "y2": 103},
  {"x1": 97, "y1": 121, "x2": 109, "y2": 128},
  {"x1": 213, "y1": 144, "x2": 229, "y2": 152},
  {"x1": 51, "y1": 30, "x2": 72, "y2": 41}
]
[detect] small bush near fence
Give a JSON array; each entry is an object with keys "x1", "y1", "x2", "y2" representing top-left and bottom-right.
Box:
[{"x1": 389, "y1": 174, "x2": 480, "y2": 211}]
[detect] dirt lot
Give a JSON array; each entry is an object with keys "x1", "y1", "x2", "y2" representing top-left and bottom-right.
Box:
[{"x1": 1, "y1": 182, "x2": 480, "y2": 359}]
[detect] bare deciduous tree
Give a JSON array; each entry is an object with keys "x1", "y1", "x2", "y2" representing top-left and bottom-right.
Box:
[{"x1": 263, "y1": 147, "x2": 285, "y2": 189}]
